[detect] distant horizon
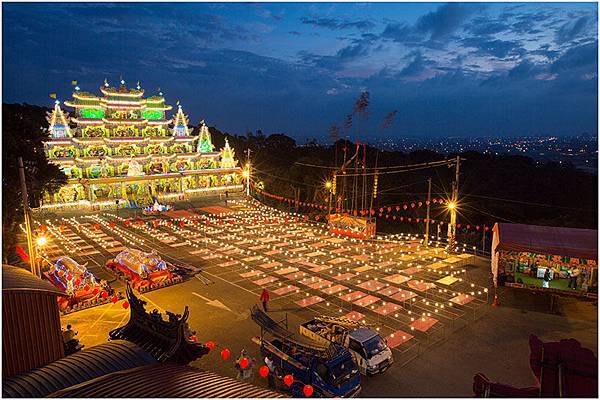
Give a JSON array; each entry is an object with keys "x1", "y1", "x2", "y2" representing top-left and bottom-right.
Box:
[{"x1": 4, "y1": 2, "x2": 598, "y2": 139}]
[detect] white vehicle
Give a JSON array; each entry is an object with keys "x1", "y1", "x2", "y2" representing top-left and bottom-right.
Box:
[{"x1": 299, "y1": 316, "x2": 393, "y2": 375}]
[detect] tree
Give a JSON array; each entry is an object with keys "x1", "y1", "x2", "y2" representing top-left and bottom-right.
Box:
[{"x1": 2, "y1": 103, "x2": 67, "y2": 263}]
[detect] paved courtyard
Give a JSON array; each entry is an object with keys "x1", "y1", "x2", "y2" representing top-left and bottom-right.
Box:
[{"x1": 36, "y1": 195, "x2": 596, "y2": 397}]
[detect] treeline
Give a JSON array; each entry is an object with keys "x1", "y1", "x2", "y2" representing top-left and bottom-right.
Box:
[
  {"x1": 205, "y1": 126, "x2": 598, "y2": 235},
  {"x1": 2, "y1": 102, "x2": 597, "y2": 262}
]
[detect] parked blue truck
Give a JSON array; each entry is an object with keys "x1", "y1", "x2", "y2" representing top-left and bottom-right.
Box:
[{"x1": 250, "y1": 306, "x2": 362, "y2": 397}]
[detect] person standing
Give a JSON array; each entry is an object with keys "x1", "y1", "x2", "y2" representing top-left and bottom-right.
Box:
[
  {"x1": 569, "y1": 266, "x2": 580, "y2": 289},
  {"x1": 260, "y1": 288, "x2": 270, "y2": 312},
  {"x1": 542, "y1": 268, "x2": 551, "y2": 288},
  {"x1": 264, "y1": 356, "x2": 276, "y2": 388}
]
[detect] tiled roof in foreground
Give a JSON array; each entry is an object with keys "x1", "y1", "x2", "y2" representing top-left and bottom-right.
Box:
[
  {"x1": 2, "y1": 340, "x2": 157, "y2": 398},
  {"x1": 49, "y1": 362, "x2": 285, "y2": 398}
]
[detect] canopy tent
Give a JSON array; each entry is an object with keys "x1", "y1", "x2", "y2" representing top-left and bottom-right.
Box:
[{"x1": 491, "y1": 223, "x2": 598, "y2": 287}]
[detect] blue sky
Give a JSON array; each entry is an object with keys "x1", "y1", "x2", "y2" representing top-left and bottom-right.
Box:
[{"x1": 3, "y1": 2, "x2": 598, "y2": 140}]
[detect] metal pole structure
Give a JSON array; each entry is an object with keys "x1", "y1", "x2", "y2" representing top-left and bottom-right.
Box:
[
  {"x1": 18, "y1": 157, "x2": 38, "y2": 277},
  {"x1": 246, "y1": 148, "x2": 251, "y2": 197},
  {"x1": 447, "y1": 156, "x2": 460, "y2": 248},
  {"x1": 425, "y1": 177, "x2": 432, "y2": 247}
]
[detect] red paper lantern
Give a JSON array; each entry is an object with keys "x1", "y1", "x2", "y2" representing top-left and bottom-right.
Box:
[
  {"x1": 122, "y1": 301, "x2": 130, "y2": 309},
  {"x1": 387, "y1": 207, "x2": 391, "y2": 212},
  {"x1": 284, "y1": 374, "x2": 294, "y2": 387},
  {"x1": 304, "y1": 216, "x2": 309, "y2": 221},
  {"x1": 395, "y1": 206, "x2": 400, "y2": 212},
  {"x1": 111, "y1": 295, "x2": 119, "y2": 303},
  {"x1": 418, "y1": 201, "x2": 422, "y2": 207},
  {"x1": 239, "y1": 357, "x2": 249, "y2": 369},
  {"x1": 109, "y1": 222, "x2": 115, "y2": 228},
  {"x1": 259, "y1": 365, "x2": 269, "y2": 378},
  {"x1": 400, "y1": 217, "x2": 404, "y2": 221},
  {"x1": 392, "y1": 216, "x2": 396, "y2": 220},
  {"x1": 92, "y1": 288, "x2": 99, "y2": 295},
  {"x1": 379, "y1": 208, "x2": 383, "y2": 213},
  {"x1": 411, "y1": 202, "x2": 415, "y2": 208},
  {"x1": 125, "y1": 220, "x2": 131, "y2": 226},
  {"x1": 66, "y1": 274, "x2": 73, "y2": 281},
  {"x1": 221, "y1": 348, "x2": 231, "y2": 360},
  {"x1": 190, "y1": 335, "x2": 197, "y2": 342},
  {"x1": 476, "y1": 225, "x2": 480, "y2": 230},
  {"x1": 457, "y1": 224, "x2": 461, "y2": 228},
  {"x1": 466, "y1": 225, "x2": 471, "y2": 229},
  {"x1": 403, "y1": 204, "x2": 408, "y2": 210},
  {"x1": 40, "y1": 224, "x2": 47, "y2": 231},
  {"x1": 101, "y1": 291, "x2": 108, "y2": 299},
  {"x1": 303, "y1": 385, "x2": 314, "y2": 397},
  {"x1": 74, "y1": 279, "x2": 81, "y2": 286},
  {"x1": 315, "y1": 216, "x2": 320, "y2": 221},
  {"x1": 408, "y1": 218, "x2": 412, "y2": 222},
  {"x1": 83, "y1": 285, "x2": 90, "y2": 291},
  {"x1": 205, "y1": 341, "x2": 215, "y2": 351},
  {"x1": 484, "y1": 226, "x2": 489, "y2": 231},
  {"x1": 94, "y1": 223, "x2": 100, "y2": 230}
]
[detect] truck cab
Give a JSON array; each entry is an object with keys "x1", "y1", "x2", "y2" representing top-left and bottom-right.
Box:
[
  {"x1": 345, "y1": 328, "x2": 393, "y2": 375},
  {"x1": 300, "y1": 317, "x2": 393, "y2": 376}
]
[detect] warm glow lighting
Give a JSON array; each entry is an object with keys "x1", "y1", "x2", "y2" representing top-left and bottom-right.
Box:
[
  {"x1": 447, "y1": 202, "x2": 456, "y2": 210},
  {"x1": 36, "y1": 236, "x2": 48, "y2": 247},
  {"x1": 242, "y1": 170, "x2": 250, "y2": 178},
  {"x1": 325, "y1": 181, "x2": 332, "y2": 189}
]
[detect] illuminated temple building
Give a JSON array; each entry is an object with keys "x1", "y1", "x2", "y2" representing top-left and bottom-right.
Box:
[{"x1": 42, "y1": 80, "x2": 242, "y2": 208}]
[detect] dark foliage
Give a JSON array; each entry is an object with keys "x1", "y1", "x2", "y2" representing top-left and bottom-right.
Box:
[
  {"x1": 200, "y1": 124, "x2": 597, "y2": 249},
  {"x1": 2, "y1": 103, "x2": 67, "y2": 263}
]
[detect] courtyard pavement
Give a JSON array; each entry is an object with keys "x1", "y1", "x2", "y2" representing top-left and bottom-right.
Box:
[{"x1": 37, "y1": 193, "x2": 596, "y2": 397}]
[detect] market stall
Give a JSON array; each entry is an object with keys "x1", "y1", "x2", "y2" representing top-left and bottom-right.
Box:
[{"x1": 491, "y1": 223, "x2": 597, "y2": 294}]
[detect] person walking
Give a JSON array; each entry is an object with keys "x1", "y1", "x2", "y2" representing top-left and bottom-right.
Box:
[{"x1": 260, "y1": 288, "x2": 270, "y2": 312}]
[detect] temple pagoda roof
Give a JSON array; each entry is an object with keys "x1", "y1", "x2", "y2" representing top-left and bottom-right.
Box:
[{"x1": 109, "y1": 284, "x2": 209, "y2": 364}]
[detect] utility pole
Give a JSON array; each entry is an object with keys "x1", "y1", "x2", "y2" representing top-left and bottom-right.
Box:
[
  {"x1": 425, "y1": 177, "x2": 432, "y2": 247},
  {"x1": 447, "y1": 156, "x2": 460, "y2": 248},
  {"x1": 245, "y1": 148, "x2": 251, "y2": 197},
  {"x1": 18, "y1": 157, "x2": 38, "y2": 277}
]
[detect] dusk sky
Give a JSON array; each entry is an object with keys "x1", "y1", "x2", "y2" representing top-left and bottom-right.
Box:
[{"x1": 3, "y1": 2, "x2": 598, "y2": 141}]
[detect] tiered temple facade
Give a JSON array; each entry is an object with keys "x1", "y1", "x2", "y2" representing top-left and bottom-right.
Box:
[{"x1": 41, "y1": 81, "x2": 242, "y2": 208}]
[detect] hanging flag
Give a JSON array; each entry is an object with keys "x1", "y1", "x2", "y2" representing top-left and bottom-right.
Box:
[
  {"x1": 49, "y1": 93, "x2": 57, "y2": 99},
  {"x1": 71, "y1": 80, "x2": 78, "y2": 85},
  {"x1": 15, "y1": 245, "x2": 29, "y2": 263}
]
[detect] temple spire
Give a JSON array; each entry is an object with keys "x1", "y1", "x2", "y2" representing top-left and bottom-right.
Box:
[
  {"x1": 46, "y1": 101, "x2": 72, "y2": 139},
  {"x1": 196, "y1": 122, "x2": 214, "y2": 153},
  {"x1": 172, "y1": 105, "x2": 190, "y2": 137},
  {"x1": 220, "y1": 138, "x2": 237, "y2": 169}
]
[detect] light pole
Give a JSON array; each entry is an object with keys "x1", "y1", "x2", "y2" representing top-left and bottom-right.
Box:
[
  {"x1": 18, "y1": 157, "x2": 38, "y2": 276},
  {"x1": 325, "y1": 181, "x2": 333, "y2": 215},
  {"x1": 447, "y1": 201, "x2": 457, "y2": 247},
  {"x1": 424, "y1": 177, "x2": 432, "y2": 247},
  {"x1": 242, "y1": 168, "x2": 251, "y2": 197}
]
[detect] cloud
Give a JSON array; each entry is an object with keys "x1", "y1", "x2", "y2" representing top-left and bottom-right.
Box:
[
  {"x1": 556, "y1": 16, "x2": 591, "y2": 44},
  {"x1": 550, "y1": 41, "x2": 598, "y2": 74},
  {"x1": 464, "y1": 17, "x2": 509, "y2": 35},
  {"x1": 415, "y1": 3, "x2": 478, "y2": 41},
  {"x1": 462, "y1": 37, "x2": 524, "y2": 59},
  {"x1": 300, "y1": 17, "x2": 375, "y2": 31}
]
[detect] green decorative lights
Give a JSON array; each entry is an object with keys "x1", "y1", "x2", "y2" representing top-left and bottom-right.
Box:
[
  {"x1": 80, "y1": 108, "x2": 105, "y2": 119},
  {"x1": 142, "y1": 110, "x2": 163, "y2": 120}
]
